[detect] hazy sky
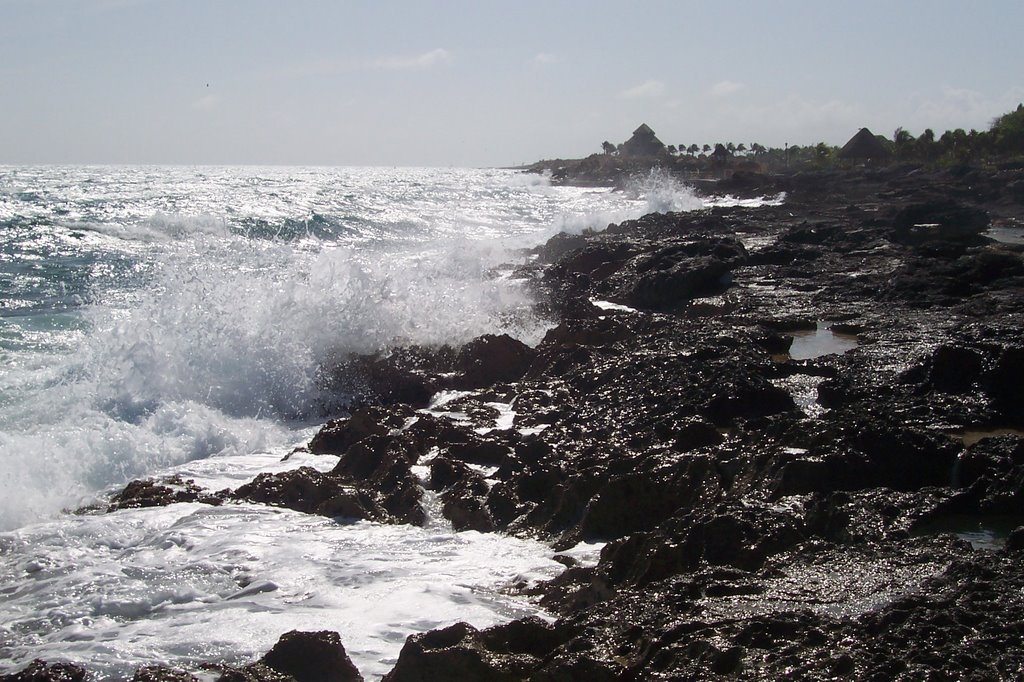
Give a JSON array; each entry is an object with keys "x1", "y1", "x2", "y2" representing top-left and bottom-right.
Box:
[{"x1": 2, "y1": 0, "x2": 1022, "y2": 166}]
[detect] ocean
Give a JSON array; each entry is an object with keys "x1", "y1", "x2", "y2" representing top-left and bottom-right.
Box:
[{"x1": 0, "y1": 165, "x2": 704, "y2": 678}]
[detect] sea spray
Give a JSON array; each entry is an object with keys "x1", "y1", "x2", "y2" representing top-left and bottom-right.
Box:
[
  {"x1": 0, "y1": 164, "x2": 728, "y2": 677},
  {"x1": 550, "y1": 168, "x2": 704, "y2": 235},
  {"x1": 2, "y1": 166, "x2": 700, "y2": 529}
]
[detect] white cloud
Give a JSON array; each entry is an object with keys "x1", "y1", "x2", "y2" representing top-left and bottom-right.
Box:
[
  {"x1": 706, "y1": 94, "x2": 865, "y2": 145},
  {"x1": 907, "y1": 85, "x2": 1024, "y2": 132},
  {"x1": 88, "y1": 0, "x2": 160, "y2": 12},
  {"x1": 269, "y1": 48, "x2": 452, "y2": 79},
  {"x1": 191, "y1": 93, "x2": 221, "y2": 111},
  {"x1": 710, "y1": 80, "x2": 744, "y2": 98},
  {"x1": 618, "y1": 80, "x2": 666, "y2": 100},
  {"x1": 375, "y1": 48, "x2": 452, "y2": 70}
]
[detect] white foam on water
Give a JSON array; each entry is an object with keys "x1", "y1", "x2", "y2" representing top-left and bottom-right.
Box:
[
  {"x1": 548, "y1": 169, "x2": 705, "y2": 236},
  {"x1": 590, "y1": 299, "x2": 639, "y2": 313},
  {"x1": 0, "y1": 496, "x2": 567, "y2": 680},
  {"x1": 0, "y1": 165, "x2": 718, "y2": 678},
  {"x1": 2, "y1": 168, "x2": 610, "y2": 530},
  {"x1": 705, "y1": 192, "x2": 787, "y2": 208}
]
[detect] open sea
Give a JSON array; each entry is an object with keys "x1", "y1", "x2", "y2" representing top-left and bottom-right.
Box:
[{"x1": 0, "y1": 165, "x2": 707, "y2": 678}]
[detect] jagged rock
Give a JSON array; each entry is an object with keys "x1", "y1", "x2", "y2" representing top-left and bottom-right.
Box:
[
  {"x1": 904, "y1": 344, "x2": 985, "y2": 394},
  {"x1": 426, "y1": 455, "x2": 495, "y2": 532},
  {"x1": 891, "y1": 200, "x2": 989, "y2": 244},
  {"x1": 615, "y1": 238, "x2": 747, "y2": 310},
  {"x1": 233, "y1": 467, "x2": 385, "y2": 521},
  {"x1": 703, "y1": 379, "x2": 795, "y2": 425},
  {"x1": 534, "y1": 231, "x2": 589, "y2": 264},
  {"x1": 324, "y1": 347, "x2": 452, "y2": 408},
  {"x1": 0, "y1": 661, "x2": 88, "y2": 682},
  {"x1": 952, "y1": 435, "x2": 1024, "y2": 513},
  {"x1": 260, "y1": 631, "x2": 363, "y2": 682},
  {"x1": 578, "y1": 456, "x2": 722, "y2": 541},
  {"x1": 454, "y1": 334, "x2": 536, "y2": 388},
  {"x1": 331, "y1": 434, "x2": 426, "y2": 525},
  {"x1": 131, "y1": 667, "x2": 197, "y2": 682},
  {"x1": 985, "y1": 345, "x2": 1024, "y2": 414},
  {"x1": 382, "y1": 621, "x2": 563, "y2": 682},
  {"x1": 1005, "y1": 526, "x2": 1024, "y2": 553},
  {"x1": 215, "y1": 664, "x2": 292, "y2": 682},
  {"x1": 108, "y1": 475, "x2": 223, "y2": 511},
  {"x1": 309, "y1": 405, "x2": 412, "y2": 455}
]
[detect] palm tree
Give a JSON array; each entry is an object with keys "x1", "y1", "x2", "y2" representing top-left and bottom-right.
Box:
[
  {"x1": 702, "y1": 144, "x2": 711, "y2": 154},
  {"x1": 893, "y1": 127, "x2": 915, "y2": 160}
]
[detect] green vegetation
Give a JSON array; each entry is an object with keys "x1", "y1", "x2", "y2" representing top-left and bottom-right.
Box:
[
  {"x1": 531, "y1": 105, "x2": 1024, "y2": 184},
  {"x1": 610, "y1": 104, "x2": 1024, "y2": 173}
]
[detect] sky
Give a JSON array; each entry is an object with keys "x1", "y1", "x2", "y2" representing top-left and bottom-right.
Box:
[{"x1": 1, "y1": 0, "x2": 1022, "y2": 167}]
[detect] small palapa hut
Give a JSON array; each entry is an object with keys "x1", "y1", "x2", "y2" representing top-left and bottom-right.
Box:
[
  {"x1": 838, "y1": 128, "x2": 892, "y2": 162},
  {"x1": 620, "y1": 123, "x2": 667, "y2": 157}
]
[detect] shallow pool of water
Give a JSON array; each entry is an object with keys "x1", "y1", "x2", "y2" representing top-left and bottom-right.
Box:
[
  {"x1": 956, "y1": 428, "x2": 1024, "y2": 447},
  {"x1": 786, "y1": 323, "x2": 859, "y2": 361},
  {"x1": 986, "y1": 225, "x2": 1024, "y2": 245},
  {"x1": 912, "y1": 515, "x2": 1023, "y2": 551}
]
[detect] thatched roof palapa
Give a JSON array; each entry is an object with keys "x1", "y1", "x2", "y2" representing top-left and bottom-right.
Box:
[
  {"x1": 621, "y1": 123, "x2": 666, "y2": 157},
  {"x1": 839, "y1": 128, "x2": 892, "y2": 160}
]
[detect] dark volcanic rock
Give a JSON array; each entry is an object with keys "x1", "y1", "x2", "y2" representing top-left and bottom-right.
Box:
[
  {"x1": 234, "y1": 467, "x2": 386, "y2": 521},
  {"x1": 309, "y1": 405, "x2": 413, "y2": 455},
  {"x1": 108, "y1": 475, "x2": 223, "y2": 511},
  {"x1": 330, "y1": 434, "x2": 426, "y2": 525},
  {"x1": 382, "y1": 620, "x2": 566, "y2": 682},
  {"x1": 131, "y1": 668, "x2": 197, "y2": 682},
  {"x1": 454, "y1": 334, "x2": 537, "y2": 388},
  {"x1": 324, "y1": 346, "x2": 454, "y2": 408},
  {"x1": 985, "y1": 345, "x2": 1024, "y2": 414},
  {"x1": 617, "y1": 238, "x2": 747, "y2": 310},
  {"x1": 369, "y1": 164, "x2": 1024, "y2": 680},
  {"x1": 215, "y1": 664, "x2": 292, "y2": 682},
  {"x1": 1, "y1": 661, "x2": 88, "y2": 682},
  {"x1": 891, "y1": 199, "x2": 990, "y2": 244},
  {"x1": 260, "y1": 630, "x2": 363, "y2": 682}
]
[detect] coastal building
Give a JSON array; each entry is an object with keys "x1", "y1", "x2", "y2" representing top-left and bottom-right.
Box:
[
  {"x1": 620, "y1": 123, "x2": 667, "y2": 157},
  {"x1": 838, "y1": 127, "x2": 892, "y2": 164}
]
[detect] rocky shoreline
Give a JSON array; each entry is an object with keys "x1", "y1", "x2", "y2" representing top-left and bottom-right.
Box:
[{"x1": 8, "y1": 164, "x2": 1024, "y2": 680}]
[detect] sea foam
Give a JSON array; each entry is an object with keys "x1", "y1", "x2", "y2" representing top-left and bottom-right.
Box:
[{"x1": 0, "y1": 166, "x2": 704, "y2": 530}]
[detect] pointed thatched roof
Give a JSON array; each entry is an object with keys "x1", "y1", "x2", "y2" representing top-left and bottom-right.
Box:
[
  {"x1": 839, "y1": 128, "x2": 891, "y2": 160},
  {"x1": 621, "y1": 123, "x2": 666, "y2": 157}
]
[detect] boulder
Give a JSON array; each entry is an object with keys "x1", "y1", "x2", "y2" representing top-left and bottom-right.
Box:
[
  {"x1": 985, "y1": 346, "x2": 1024, "y2": 413},
  {"x1": 131, "y1": 668, "x2": 197, "y2": 682},
  {"x1": 233, "y1": 467, "x2": 385, "y2": 521},
  {"x1": 0, "y1": 661, "x2": 88, "y2": 682},
  {"x1": 215, "y1": 664, "x2": 291, "y2": 682},
  {"x1": 454, "y1": 334, "x2": 536, "y2": 388},
  {"x1": 260, "y1": 631, "x2": 363, "y2": 682},
  {"x1": 108, "y1": 475, "x2": 222, "y2": 511},
  {"x1": 891, "y1": 200, "x2": 989, "y2": 244},
  {"x1": 382, "y1": 621, "x2": 561, "y2": 682},
  {"x1": 309, "y1": 405, "x2": 412, "y2": 455}
]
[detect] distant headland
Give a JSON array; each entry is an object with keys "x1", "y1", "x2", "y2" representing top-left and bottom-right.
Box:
[{"x1": 525, "y1": 104, "x2": 1024, "y2": 186}]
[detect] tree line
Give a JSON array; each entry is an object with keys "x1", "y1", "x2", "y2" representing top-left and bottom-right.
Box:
[{"x1": 601, "y1": 104, "x2": 1024, "y2": 171}]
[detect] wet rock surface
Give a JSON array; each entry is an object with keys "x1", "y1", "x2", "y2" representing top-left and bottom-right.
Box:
[
  {"x1": 0, "y1": 660, "x2": 88, "y2": 682},
  {"x1": 375, "y1": 165, "x2": 1024, "y2": 679},
  {"x1": 107, "y1": 475, "x2": 225, "y2": 511},
  {"x1": 76, "y1": 165, "x2": 1024, "y2": 679}
]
